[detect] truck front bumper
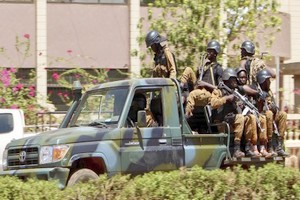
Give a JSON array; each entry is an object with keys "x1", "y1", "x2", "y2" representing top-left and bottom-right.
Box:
[{"x1": 0, "y1": 167, "x2": 70, "y2": 189}]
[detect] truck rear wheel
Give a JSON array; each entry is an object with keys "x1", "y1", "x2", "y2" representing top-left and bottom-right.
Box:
[{"x1": 67, "y1": 168, "x2": 99, "y2": 186}]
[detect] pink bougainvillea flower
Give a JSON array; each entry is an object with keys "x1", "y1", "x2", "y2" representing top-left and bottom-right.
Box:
[
  {"x1": 294, "y1": 89, "x2": 300, "y2": 95},
  {"x1": 63, "y1": 93, "x2": 69, "y2": 98},
  {"x1": 1, "y1": 69, "x2": 11, "y2": 87},
  {"x1": 74, "y1": 74, "x2": 80, "y2": 79},
  {"x1": 29, "y1": 91, "x2": 35, "y2": 97},
  {"x1": 12, "y1": 83, "x2": 23, "y2": 93},
  {"x1": 9, "y1": 68, "x2": 16, "y2": 73},
  {"x1": 92, "y1": 79, "x2": 98, "y2": 84},
  {"x1": 0, "y1": 97, "x2": 6, "y2": 103},
  {"x1": 48, "y1": 90, "x2": 53, "y2": 95},
  {"x1": 57, "y1": 92, "x2": 63, "y2": 96},
  {"x1": 10, "y1": 105, "x2": 19, "y2": 109},
  {"x1": 52, "y1": 72, "x2": 60, "y2": 81},
  {"x1": 67, "y1": 50, "x2": 72, "y2": 54},
  {"x1": 24, "y1": 33, "x2": 30, "y2": 39}
]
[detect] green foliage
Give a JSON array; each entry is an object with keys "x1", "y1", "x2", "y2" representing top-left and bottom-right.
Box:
[
  {"x1": 138, "y1": 0, "x2": 281, "y2": 72},
  {"x1": 2, "y1": 163, "x2": 300, "y2": 199},
  {"x1": 0, "y1": 68, "x2": 45, "y2": 125},
  {"x1": 0, "y1": 176, "x2": 62, "y2": 200}
]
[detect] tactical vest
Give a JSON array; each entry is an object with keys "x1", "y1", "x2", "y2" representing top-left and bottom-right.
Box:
[
  {"x1": 201, "y1": 63, "x2": 222, "y2": 86},
  {"x1": 154, "y1": 51, "x2": 177, "y2": 77},
  {"x1": 214, "y1": 89, "x2": 238, "y2": 121}
]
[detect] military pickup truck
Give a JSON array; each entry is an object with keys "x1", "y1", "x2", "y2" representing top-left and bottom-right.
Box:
[{"x1": 0, "y1": 78, "x2": 284, "y2": 188}]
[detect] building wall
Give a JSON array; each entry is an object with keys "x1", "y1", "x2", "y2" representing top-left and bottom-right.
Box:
[
  {"x1": 0, "y1": 3, "x2": 130, "y2": 69},
  {"x1": 278, "y1": 0, "x2": 300, "y2": 112}
]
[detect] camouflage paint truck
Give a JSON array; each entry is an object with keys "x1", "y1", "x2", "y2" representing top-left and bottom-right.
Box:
[{"x1": 0, "y1": 78, "x2": 284, "y2": 188}]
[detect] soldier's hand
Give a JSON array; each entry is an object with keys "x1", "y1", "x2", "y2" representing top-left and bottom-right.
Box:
[
  {"x1": 259, "y1": 91, "x2": 268, "y2": 101},
  {"x1": 225, "y1": 94, "x2": 235, "y2": 102},
  {"x1": 197, "y1": 81, "x2": 207, "y2": 88},
  {"x1": 185, "y1": 110, "x2": 193, "y2": 118}
]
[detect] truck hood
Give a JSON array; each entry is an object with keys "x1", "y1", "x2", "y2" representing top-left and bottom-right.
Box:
[{"x1": 5, "y1": 127, "x2": 117, "y2": 147}]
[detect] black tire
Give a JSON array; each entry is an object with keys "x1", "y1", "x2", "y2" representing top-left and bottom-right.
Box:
[{"x1": 67, "y1": 168, "x2": 98, "y2": 186}]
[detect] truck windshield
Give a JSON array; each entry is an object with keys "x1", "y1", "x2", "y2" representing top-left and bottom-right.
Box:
[{"x1": 71, "y1": 87, "x2": 129, "y2": 127}]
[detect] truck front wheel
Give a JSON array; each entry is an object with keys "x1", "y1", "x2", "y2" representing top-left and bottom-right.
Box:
[{"x1": 67, "y1": 168, "x2": 99, "y2": 186}]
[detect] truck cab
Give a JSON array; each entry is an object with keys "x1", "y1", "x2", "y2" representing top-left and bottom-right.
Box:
[{"x1": 0, "y1": 78, "x2": 284, "y2": 188}]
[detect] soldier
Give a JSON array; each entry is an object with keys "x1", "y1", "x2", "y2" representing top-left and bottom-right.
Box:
[
  {"x1": 127, "y1": 93, "x2": 158, "y2": 127},
  {"x1": 145, "y1": 30, "x2": 177, "y2": 79},
  {"x1": 180, "y1": 40, "x2": 223, "y2": 91},
  {"x1": 184, "y1": 40, "x2": 223, "y2": 117},
  {"x1": 236, "y1": 68, "x2": 270, "y2": 157},
  {"x1": 240, "y1": 40, "x2": 276, "y2": 86},
  {"x1": 256, "y1": 69, "x2": 289, "y2": 157},
  {"x1": 211, "y1": 68, "x2": 245, "y2": 158}
]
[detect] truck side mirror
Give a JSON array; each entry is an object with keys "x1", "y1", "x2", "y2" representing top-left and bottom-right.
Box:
[
  {"x1": 72, "y1": 80, "x2": 82, "y2": 101},
  {"x1": 136, "y1": 110, "x2": 147, "y2": 128}
]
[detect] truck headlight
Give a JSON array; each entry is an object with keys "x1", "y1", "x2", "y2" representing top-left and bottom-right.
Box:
[
  {"x1": 2, "y1": 149, "x2": 8, "y2": 170},
  {"x1": 39, "y1": 145, "x2": 69, "y2": 164}
]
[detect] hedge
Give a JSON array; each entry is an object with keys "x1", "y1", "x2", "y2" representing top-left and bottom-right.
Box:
[{"x1": 1, "y1": 163, "x2": 300, "y2": 200}]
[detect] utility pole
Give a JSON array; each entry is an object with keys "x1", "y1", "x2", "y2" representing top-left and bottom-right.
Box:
[
  {"x1": 129, "y1": 0, "x2": 141, "y2": 78},
  {"x1": 219, "y1": 0, "x2": 227, "y2": 68},
  {"x1": 35, "y1": 0, "x2": 47, "y2": 106}
]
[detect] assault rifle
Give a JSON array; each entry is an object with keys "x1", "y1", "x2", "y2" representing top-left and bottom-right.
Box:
[
  {"x1": 218, "y1": 82, "x2": 264, "y2": 132},
  {"x1": 197, "y1": 52, "x2": 208, "y2": 82},
  {"x1": 256, "y1": 85, "x2": 280, "y2": 136}
]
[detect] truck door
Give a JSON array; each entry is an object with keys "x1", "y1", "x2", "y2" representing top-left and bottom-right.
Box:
[{"x1": 120, "y1": 88, "x2": 184, "y2": 174}]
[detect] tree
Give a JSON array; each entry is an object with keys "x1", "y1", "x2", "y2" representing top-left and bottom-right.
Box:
[{"x1": 138, "y1": 0, "x2": 281, "y2": 75}]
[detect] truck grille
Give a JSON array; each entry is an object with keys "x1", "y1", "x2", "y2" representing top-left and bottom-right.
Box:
[{"x1": 7, "y1": 147, "x2": 39, "y2": 167}]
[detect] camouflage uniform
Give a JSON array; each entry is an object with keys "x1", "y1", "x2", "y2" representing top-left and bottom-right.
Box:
[
  {"x1": 236, "y1": 67, "x2": 268, "y2": 157},
  {"x1": 184, "y1": 62, "x2": 223, "y2": 116},
  {"x1": 180, "y1": 67, "x2": 197, "y2": 88},
  {"x1": 258, "y1": 92, "x2": 287, "y2": 140},
  {"x1": 146, "y1": 109, "x2": 159, "y2": 127},
  {"x1": 152, "y1": 42, "x2": 177, "y2": 79},
  {"x1": 241, "y1": 56, "x2": 267, "y2": 86},
  {"x1": 256, "y1": 68, "x2": 288, "y2": 156},
  {"x1": 185, "y1": 88, "x2": 212, "y2": 117},
  {"x1": 180, "y1": 62, "x2": 223, "y2": 89},
  {"x1": 211, "y1": 89, "x2": 244, "y2": 143}
]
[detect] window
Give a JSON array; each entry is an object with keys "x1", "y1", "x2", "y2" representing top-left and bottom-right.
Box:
[
  {"x1": 48, "y1": 0, "x2": 127, "y2": 4},
  {"x1": 127, "y1": 89, "x2": 163, "y2": 127},
  {"x1": 71, "y1": 87, "x2": 129, "y2": 127},
  {"x1": 0, "y1": 113, "x2": 14, "y2": 134},
  {"x1": 0, "y1": 0, "x2": 32, "y2": 2}
]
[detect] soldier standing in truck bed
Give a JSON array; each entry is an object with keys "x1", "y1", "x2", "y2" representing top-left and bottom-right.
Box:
[
  {"x1": 240, "y1": 40, "x2": 276, "y2": 86},
  {"x1": 145, "y1": 30, "x2": 177, "y2": 79}
]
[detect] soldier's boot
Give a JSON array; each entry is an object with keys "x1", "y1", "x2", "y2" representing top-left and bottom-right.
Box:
[
  {"x1": 251, "y1": 144, "x2": 262, "y2": 157},
  {"x1": 276, "y1": 136, "x2": 289, "y2": 157},
  {"x1": 245, "y1": 141, "x2": 257, "y2": 157},
  {"x1": 233, "y1": 141, "x2": 245, "y2": 158},
  {"x1": 267, "y1": 140, "x2": 278, "y2": 157},
  {"x1": 260, "y1": 145, "x2": 272, "y2": 158}
]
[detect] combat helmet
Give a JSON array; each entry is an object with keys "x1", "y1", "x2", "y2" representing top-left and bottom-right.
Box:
[
  {"x1": 235, "y1": 67, "x2": 247, "y2": 75},
  {"x1": 222, "y1": 68, "x2": 237, "y2": 81},
  {"x1": 145, "y1": 30, "x2": 166, "y2": 47},
  {"x1": 256, "y1": 69, "x2": 272, "y2": 84},
  {"x1": 241, "y1": 40, "x2": 255, "y2": 54},
  {"x1": 207, "y1": 40, "x2": 221, "y2": 54}
]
